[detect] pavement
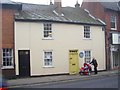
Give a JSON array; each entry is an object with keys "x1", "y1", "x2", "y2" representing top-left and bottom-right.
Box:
[{"x1": 7, "y1": 70, "x2": 119, "y2": 88}]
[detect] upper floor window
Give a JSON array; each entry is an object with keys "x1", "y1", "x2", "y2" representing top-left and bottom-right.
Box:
[
  {"x1": 110, "y1": 16, "x2": 117, "y2": 30},
  {"x1": 43, "y1": 50, "x2": 53, "y2": 67},
  {"x1": 84, "y1": 50, "x2": 91, "y2": 63},
  {"x1": 43, "y1": 23, "x2": 52, "y2": 39},
  {"x1": 84, "y1": 26, "x2": 91, "y2": 39},
  {"x1": 2, "y1": 48, "x2": 14, "y2": 69}
]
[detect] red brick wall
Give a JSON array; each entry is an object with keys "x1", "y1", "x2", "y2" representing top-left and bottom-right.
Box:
[
  {"x1": 81, "y1": 2, "x2": 95, "y2": 15},
  {"x1": 81, "y1": 2, "x2": 105, "y2": 20},
  {"x1": 0, "y1": 9, "x2": 2, "y2": 74},
  {"x1": 2, "y1": 9, "x2": 14, "y2": 48},
  {"x1": 94, "y1": 3, "x2": 105, "y2": 21},
  {"x1": 105, "y1": 10, "x2": 119, "y2": 32},
  {"x1": 2, "y1": 8, "x2": 15, "y2": 78}
]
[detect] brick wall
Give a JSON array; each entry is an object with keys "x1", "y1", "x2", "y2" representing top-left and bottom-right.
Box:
[
  {"x1": 105, "y1": 10, "x2": 120, "y2": 32},
  {"x1": 2, "y1": 9, "x2": 14, "y2": 48},
  {"x1": 2, "y1": 8, "x2": 15, "y2": 78},
  {"x1": 82, "y1": 2, "x2": 105, "y2": 21}
]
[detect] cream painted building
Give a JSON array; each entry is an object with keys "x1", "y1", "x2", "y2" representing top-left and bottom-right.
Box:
[
  {"x1": 14, "y1": 2, "x2": 106, "y2": 77},
  {"x1": 15, "y1": 22, "x2": 106, "y2": 76}
]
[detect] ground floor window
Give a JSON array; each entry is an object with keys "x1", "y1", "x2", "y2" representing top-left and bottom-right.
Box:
[
  {"x1": 43, "y1": 50, "x2": 53, "y2": 67},
  {"x1": 2, "y1": 48, "x2": 14, "y2": 68},
  {"x1": 84, "y1": 50, "x2": 91, "y2": 63}
]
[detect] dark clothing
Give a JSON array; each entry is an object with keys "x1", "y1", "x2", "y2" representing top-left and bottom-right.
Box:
[
  {"x1": 90, "y1": 59, "x2": 98, "y2": 74},
  {"x1": 94, "y1": 67, "x2": 97, "y2": 74}
]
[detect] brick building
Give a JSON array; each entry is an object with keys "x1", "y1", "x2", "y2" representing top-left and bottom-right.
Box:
[
  {"x1": 81, "y1": 1, "x2": 120, "y2": 70},
  {"x1": 0, "y1": 0, "x2": 21, "y2": 78}
]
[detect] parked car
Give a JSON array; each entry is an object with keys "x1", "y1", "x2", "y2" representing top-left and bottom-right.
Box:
[{"x1": 0, "y1": 74, "x2": 8, "y2": 90}]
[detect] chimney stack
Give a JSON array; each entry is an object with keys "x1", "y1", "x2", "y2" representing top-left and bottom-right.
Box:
[
  {"x1": 54, "y1": 0, "x2": 62, "y2": 15},
  {"x1": 50, "y1": 0, "x2": 53, "y2": 5},
  {"x1": 75, "y1": 1, "x2": 80, "y2": 8}
]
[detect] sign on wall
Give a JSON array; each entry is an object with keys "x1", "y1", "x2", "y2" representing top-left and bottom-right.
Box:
[{"x1": 79, "y1": 52, "x2": 84, "y2": 58}]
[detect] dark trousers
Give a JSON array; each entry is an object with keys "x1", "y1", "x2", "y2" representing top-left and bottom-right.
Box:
[{"x1": 94, "y1": 66, "x2": 98, "y2": 74}]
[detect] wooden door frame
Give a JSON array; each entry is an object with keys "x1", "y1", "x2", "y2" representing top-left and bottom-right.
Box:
[
  {"x1": 69, "y1": 50, "x2": 79, "y2": 74},
  {"x1": 18, "y1": 50, "x2": 30, "y2": 77}
]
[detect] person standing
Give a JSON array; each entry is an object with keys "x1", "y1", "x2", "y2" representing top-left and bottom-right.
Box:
[{"x1": 90, "y1": 58, "x2": 98, "y2": 74}]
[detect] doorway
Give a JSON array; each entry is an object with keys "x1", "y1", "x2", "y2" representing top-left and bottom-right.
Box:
[
  {"x1": 18, "y1": 50, "x2": 30, "y2": 77},
  {"x1": 69, "y1": 50, "x2": 79, "y2": 74}
]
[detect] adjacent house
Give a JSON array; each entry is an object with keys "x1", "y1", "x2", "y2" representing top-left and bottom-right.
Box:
[
  {"x1": 0, "y1": 0, "x2": 21, "y2": 78},
  {"x1": 81, "y1": 1, "x2": 120, "y2": 70},
  {"x1": 1, "y1": 0, "x2": 106, "y2": 78}
]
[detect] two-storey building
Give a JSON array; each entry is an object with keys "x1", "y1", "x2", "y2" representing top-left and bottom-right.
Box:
[
  {"x1": 14, "y1": 0, "x2": 106, "y2": 77},
  {"x1": 1, "y1": 0, "x2": 106, "y2": 78}
]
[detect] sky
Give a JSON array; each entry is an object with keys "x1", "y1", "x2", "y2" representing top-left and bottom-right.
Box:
[{"x1": 11, "y1": 0, "x2": 83, "y2": 7}]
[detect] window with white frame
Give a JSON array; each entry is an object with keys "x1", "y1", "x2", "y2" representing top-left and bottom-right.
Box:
[
  {"x1": 44, "y1": 51, "x2": 52, "y2": 66},
  {"x1": 84, "y1": 26, "x2": 91, "y2": 39},
  {"x1": 2, "y1": 49, "x2": 13, "y2": 68},
  {"x1": 84, "y1": 50, "x2": 91, "y2": 63},
  {"x1": 110, "y1": 16, "x2": 117, "y2": 30},
  {"x1": 43, "y1": 23, "x2": 52, "y2": 39}
]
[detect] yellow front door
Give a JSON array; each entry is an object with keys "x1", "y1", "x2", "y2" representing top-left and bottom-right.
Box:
[{"x1": 69, "y1": 50, "x2": 79, "y2": 74}]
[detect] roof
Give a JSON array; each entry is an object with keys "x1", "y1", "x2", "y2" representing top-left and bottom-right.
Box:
[
  {"x1": 0, "y1": 0, "x2": 19, "y2": 4},
  {"x1": 100, "y1": 2, "x2": 120, "y2": 11},
  {"x1": 15, "y1": 3, "x2": 105, "y2": 26},
  {"x1": 0, "y1": 0, "x2": 22, "y2": 9}
]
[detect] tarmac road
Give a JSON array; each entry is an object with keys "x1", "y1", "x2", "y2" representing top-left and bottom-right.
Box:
[{"x1": 12, "y1": 74, "x2": 119, "y2": 88}]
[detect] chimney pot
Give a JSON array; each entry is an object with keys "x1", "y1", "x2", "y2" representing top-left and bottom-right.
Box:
[{"x1": 75, "y1": 1, "x2": 80, "y2": 8}]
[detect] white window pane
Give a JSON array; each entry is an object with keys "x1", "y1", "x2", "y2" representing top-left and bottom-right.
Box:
[
  {"x1": 44, "y1": 51, "x2": 53, "y2": 66},
  {"x1": 84, "y1": 51, "x2": 91, "y2": 63},
  {"x1": 44, "y1": 23, "x2": 52, "y2": 38},
  {"x1": 2, "y1": 49, "x2": 13, "y2": 67},
  {"x1": 84, "y1": 26, "x2": 90, "y2": 38},
  {"x1": 110, "y1": 16, "x2": 116, "y2": 29}
]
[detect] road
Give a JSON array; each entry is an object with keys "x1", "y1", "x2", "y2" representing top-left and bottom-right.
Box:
[{"x1": 13, "y1": 75, "x2": 118, "y2": 88}]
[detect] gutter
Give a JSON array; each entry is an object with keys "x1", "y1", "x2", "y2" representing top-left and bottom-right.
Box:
[{"x1": 15, "y1": 18, "x2": 105, "y2": 26}]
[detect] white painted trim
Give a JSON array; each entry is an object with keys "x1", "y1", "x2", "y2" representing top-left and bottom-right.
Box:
[
  {"x1": 1, "y1": 49, "x2": 14, "y2": 69},
  {"x1": 83, "y1": 26, "x2": 92, "y2": 40},
  {"x1": 110, "y1": 16, "x2": 117, "y2": 30},
  {"x1": 42, "y1": 66, "x2": 54, "y2": 68},
  {"x1": 84, "y1": 50, "x2": 92, "y2": 63},
  {"x1": 97, "y1": 19, "x2": 106, "y2": 25},
  {"x1": 43, "y1": 50, "x2": 53, "y2": 67},
  {"x1": 42, "y1": 38, "x2": 54, "y2": 40},
  {"x1": 1, "y1": 66, "x2": 14, "y2": 69}
]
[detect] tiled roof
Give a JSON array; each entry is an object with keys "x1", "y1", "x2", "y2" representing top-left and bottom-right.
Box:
[
  {"x1": 0, "y1": 0, "x2": 19, "y2": 4},
  {"x1": 15, "y1": 3, "x2": 105, "y2": 26},
  {"x1": 100, "y1": 2, "x2": 120, "y2": 11}
]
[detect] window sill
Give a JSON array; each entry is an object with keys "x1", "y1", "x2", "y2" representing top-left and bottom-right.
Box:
[
  {"x1": 111, "y1": 28, "x2": 117, "y2": 30},
  {"x1": 43, "y1": 66, "x2": 54, "y2": 68},
  {"x1": 42, "y1": 38, "x2": 54, "y2": 40},
  {"x1": 83, "y1": 38, "x2": 92, "y2": 40},
  {"x1": 1, "y1": 66, "x2": 14, "y2": 69}
]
